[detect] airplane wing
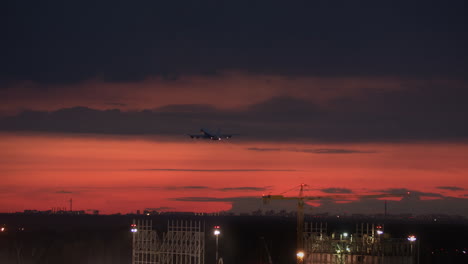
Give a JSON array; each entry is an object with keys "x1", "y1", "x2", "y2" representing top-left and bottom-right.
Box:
[
  {"x1": 219, "y1": 134, "x2": 239, "y2": 139},
  {"x1": 187, "y1": 134, "x2": 204, "y2": 139}
]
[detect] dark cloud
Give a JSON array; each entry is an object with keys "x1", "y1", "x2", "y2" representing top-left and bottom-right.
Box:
[
  {"x1": 247, "y1": 147, "x2": 376, "y2": 154},
  {"x1": 247, "y1": 148, "x2": 282, "y2": 152},
  {"x1": 1, "y1": 1, "x2": 467, "y2": 84},
  {"x1": 321, "y1": 188, "x2": 353, "y2": 194},
  {"x1": 219, "y1": 187, "x2": 269, "y2": 192},
  {"x1": 166, "y1": 186, "x2": 270, "y2": 192},
  {"x1": 312, "y1": 196, "x2": 468, "y2": 217},
  {"x1": 170, "y1": 196, "x2": 255, "y2": 202},
  {"x1": 145, "y1": 207, "x2": 175, "y2": 211},
  {"x1": 436, "y1": 186, "x2": 465, "y2": 191},
  {"x1": 130, "y1": 168, "x2": 296, "y2": 172},
  {"x1": 1, "y1": 85, "x2": 468, "y2": 142},
  {"x1": 164, "y1": 186, "x2": 209, "y2": 191},
  {"x1": 380, "y1": 188, "x2": 444, "y2": 200},
  {"x1": 311, "y1": 149, "x2": 376, "y2": 154},
  {"x1": 331, "y1": 85, "x2": 468, "y2": 140},
  {"x1": 155, "y1": 104, "x2": 218, "y2": 113},
  {"x1": 247, "y1": 96, "x2": 322, "y2": 122},
  {"x1": 170, "y1": 192, "x2": 468, "y2": 217},
  {"x1": 48, "y1": 185, "x2": 269, "y2": 193},
  {"x1": 55, "y1": 190, "x2": 73, "y2": 194},
  {"x1": 105, "y1": 102, "x2": 127, "y2": 107}
]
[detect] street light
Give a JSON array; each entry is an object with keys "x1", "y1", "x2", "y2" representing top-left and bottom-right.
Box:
[
  {"x1": 297, "y1": 251, "x2": 305, "y2": 263},
  {"x1": 214, "y1": 226, "x2": 221, "y2": 263},
  {"x1": 407, "y1": 235, "x2": 418, "y2": 264},
  {"x1": 376, "y1": 225, "x2": 384, "y2": 236}
]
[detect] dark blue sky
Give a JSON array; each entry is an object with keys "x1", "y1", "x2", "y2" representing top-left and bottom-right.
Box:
[{"x1": 2, "y1": 0, "x2": 467, "y2": 83}]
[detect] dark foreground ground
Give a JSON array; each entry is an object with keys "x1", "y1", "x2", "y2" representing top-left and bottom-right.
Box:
[{"x1": 1, "y1": 213, "x2": 467, "y2": 264}]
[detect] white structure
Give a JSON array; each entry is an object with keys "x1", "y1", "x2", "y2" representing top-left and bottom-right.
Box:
[{"x1": 132, "y1": 219, "x2": 205, "y2": 264}]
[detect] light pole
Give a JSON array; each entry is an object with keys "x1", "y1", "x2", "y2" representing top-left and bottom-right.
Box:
[
  {"x1": 407, "y1": 235, "x2": 418, "y2": 264},
  {"x1": 214, "y1": 226, "x2": 221, "y2": 264},
  {"x1": 130, "y1": 222, "x2": 138, "y2": 263},
  {"x1": 376, "y1": 226, "x2": 384, "y2": 264}
]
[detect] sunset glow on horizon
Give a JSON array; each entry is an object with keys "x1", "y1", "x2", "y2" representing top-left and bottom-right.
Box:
[
  {"x1": 2, "y1": 132, "x2": 467, "y2": 215},
  {"x1": 2, "y1": 0, "x2": 468, "y2": 218}
]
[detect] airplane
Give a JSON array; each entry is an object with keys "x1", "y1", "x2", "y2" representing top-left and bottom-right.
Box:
[{"x1": 187, "y1": 128, "x2": 236, "y2": 141}]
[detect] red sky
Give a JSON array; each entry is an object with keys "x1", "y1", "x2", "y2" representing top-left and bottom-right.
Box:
[
  {"x1": 2, "y1": 1, "x2": 467, "y2": 216},
  {"x1": 1, "y1": 132, "x2": 467, "y2": 214}
]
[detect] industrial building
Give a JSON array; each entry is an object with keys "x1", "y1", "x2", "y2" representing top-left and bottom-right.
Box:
[{"x1": 303, "y1": 222, "x2": 419, "y2": 264}]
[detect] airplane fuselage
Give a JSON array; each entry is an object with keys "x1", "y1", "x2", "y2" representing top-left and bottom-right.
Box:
[{"x1": 188, "y1": 129, "x2": 233, "y2": 140}]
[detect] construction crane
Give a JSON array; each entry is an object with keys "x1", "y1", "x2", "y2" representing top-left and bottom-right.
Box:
[
  {"x1": 262, "y1": 184, "x2": 404, "y2": 264},
  {"x1": 262, "y1": 184, "x2": 312, "y2": 263}
]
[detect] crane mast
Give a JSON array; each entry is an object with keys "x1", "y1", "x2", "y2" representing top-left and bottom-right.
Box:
[
  {"x1": 262, "y1": 185, "x2": 405, "y2": 264},
  {"x1": 262, "y1": 184, "x2": 309, "y2": 264},
  {"x1": 297, "y1": 184, "x2": 305, "y2": 260}
]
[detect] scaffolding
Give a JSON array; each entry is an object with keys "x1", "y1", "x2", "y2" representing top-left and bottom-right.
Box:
[
  {"x1": 303, "y1": 222, "x2": 419, "y2": 264},
  {"x1": 132, "y1": 219, "x2": 205, "y2": 264}
]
